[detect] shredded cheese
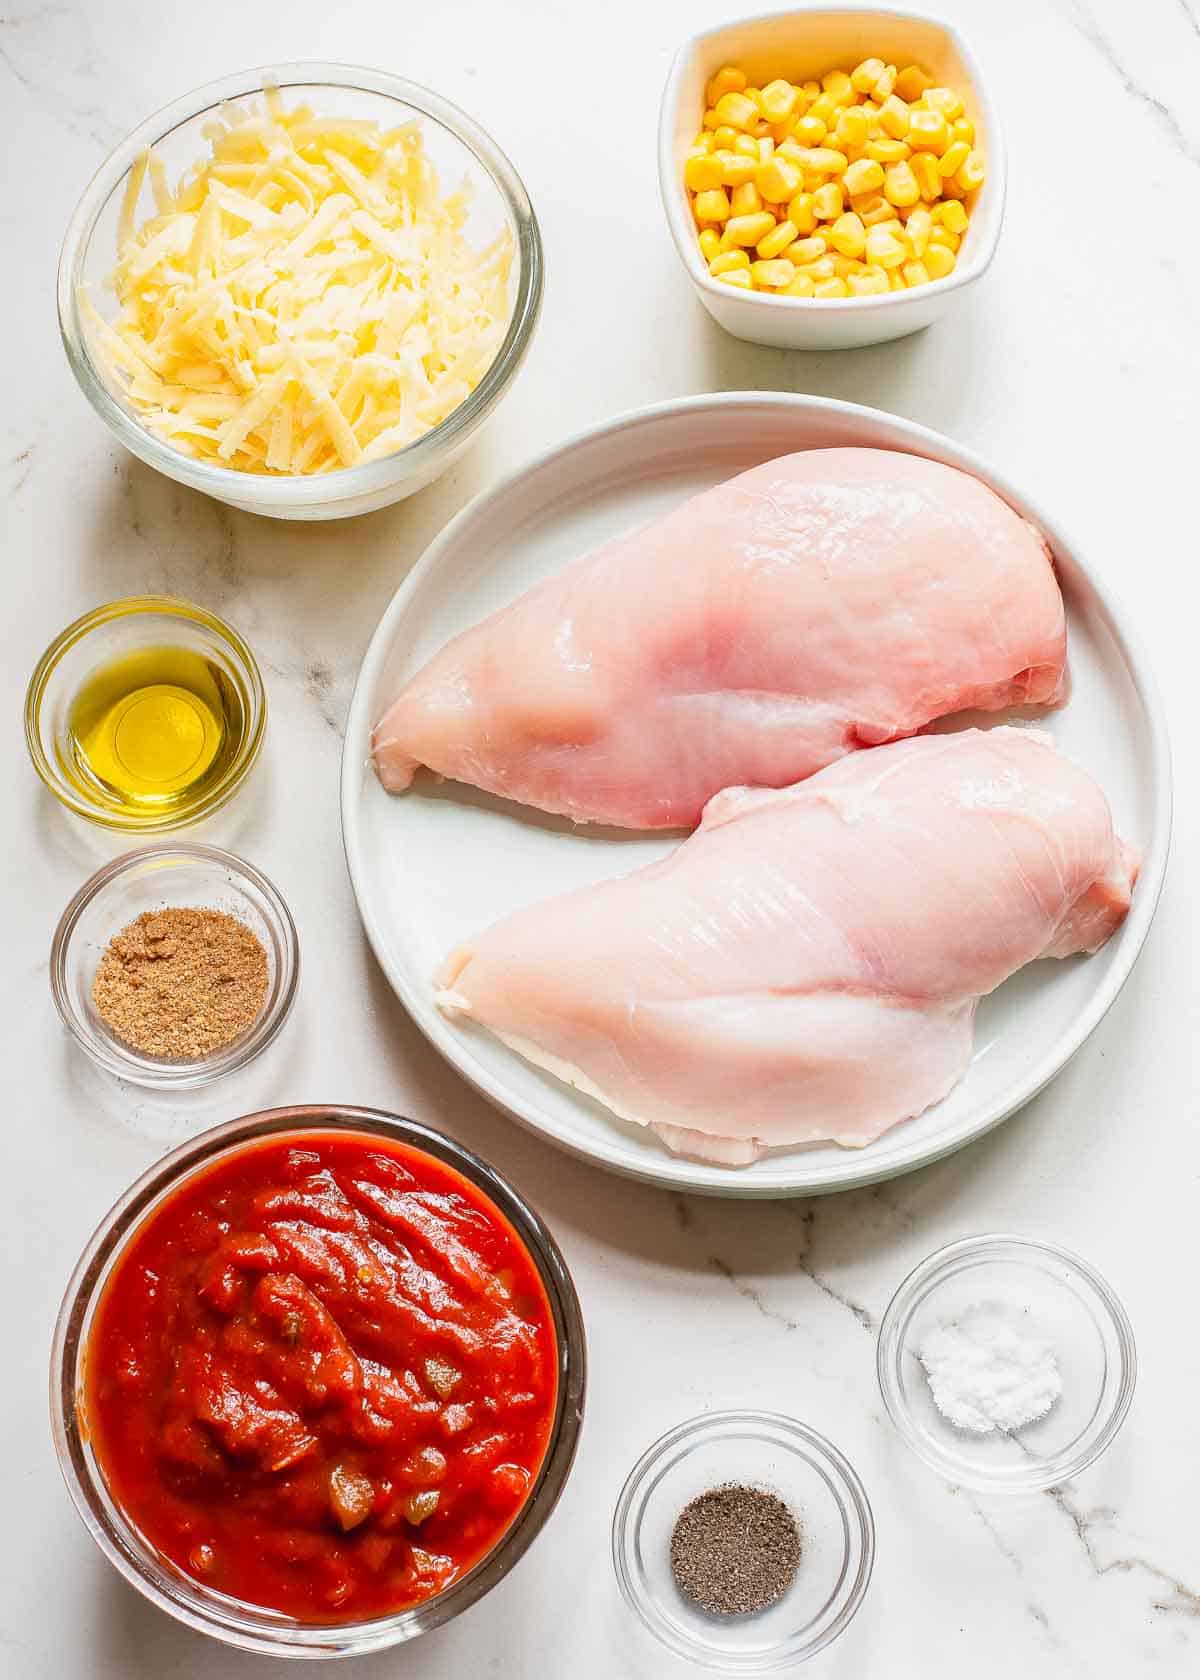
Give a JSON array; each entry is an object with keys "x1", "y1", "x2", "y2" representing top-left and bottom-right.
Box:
[{"x1": 84, "y1": 92, "x2": 514, "y2": 475}]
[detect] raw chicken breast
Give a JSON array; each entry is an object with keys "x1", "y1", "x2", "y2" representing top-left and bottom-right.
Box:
[
  {"x1": 435, "y1": 729, "x2": 1135, "y2": 1164},
  {"x1": 374, "y1": 449, "x2": 1067, "y2": 828}
]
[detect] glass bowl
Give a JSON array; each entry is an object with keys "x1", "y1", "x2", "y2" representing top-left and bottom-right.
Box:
[
  {"x1": 613, "y1": 1410, "x2": 874, "y2": 1671},
  {"x1": 50, "y1": 1105, "x2": 586, "y2": 1658},
  {"x1": 26, "y1": 596, "x2": 266, "y2": 832},
  {"x1": 877, "y1": 1235, "x2": 1136, "y2": 1493},
  {"x1": 50, "y1": 842, "x2": 299, "y2": 1088},
  {"x1": 58, "y1": 63, "x2": 542, "y2": 520}
]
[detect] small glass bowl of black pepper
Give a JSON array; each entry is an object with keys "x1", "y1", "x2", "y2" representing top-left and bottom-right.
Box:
[
  {"x1": 50, "y1": 842, "x2": 300, "y2": 1089},
  {"x1": 612, "y1": 1410, "x2": 874, "y2": 1671}
]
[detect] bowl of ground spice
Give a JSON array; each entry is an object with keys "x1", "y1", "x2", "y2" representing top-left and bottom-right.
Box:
[
  {"x1": 612, "y1": 1410, "x2": 873, "y2": 1671},
  {"x1": 51, "y1": 843, "x2": 299, "y2": 1088}
]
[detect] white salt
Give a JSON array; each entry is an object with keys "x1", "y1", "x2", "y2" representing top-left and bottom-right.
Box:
[{"x1": 918, "y1": 1300, "x2": 1062, "y2": 1434}]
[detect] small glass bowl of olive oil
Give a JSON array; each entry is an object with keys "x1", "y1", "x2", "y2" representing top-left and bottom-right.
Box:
[{"x1": 25, "y1": 597, "x2": 266, "y2": 832}]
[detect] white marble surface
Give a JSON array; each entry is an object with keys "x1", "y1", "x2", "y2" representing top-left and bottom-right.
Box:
[{"x1": 2, "y1": 1, "x2": 1198, "y2": 1674}]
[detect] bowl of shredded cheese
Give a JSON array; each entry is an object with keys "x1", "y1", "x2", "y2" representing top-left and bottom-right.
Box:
[{"x1": 59, "y1": 64, "x2": 543, "y2": 519}]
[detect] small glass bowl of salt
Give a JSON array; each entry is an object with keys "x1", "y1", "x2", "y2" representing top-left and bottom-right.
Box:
[{"x1": 877, "y1": 1235, "x2": 1136, "y2": 1493}]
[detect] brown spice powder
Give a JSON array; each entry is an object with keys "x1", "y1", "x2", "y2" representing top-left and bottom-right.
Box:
[
  {"x1": 670, "y1": 1484, "x2": 801, "y2": 1617},
  {"x1": 91, "y1": 907, "x2": 269, "y2": 1060}
]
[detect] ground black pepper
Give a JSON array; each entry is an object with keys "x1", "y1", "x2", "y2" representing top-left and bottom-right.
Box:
[{"x1": 669, "y1": 1484, "x2": 801, "y2": 1616}]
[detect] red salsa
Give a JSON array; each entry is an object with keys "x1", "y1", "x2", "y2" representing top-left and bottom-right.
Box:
[{"x1": 83, "y1": 1132, "x2": 559, "y2": 1621}]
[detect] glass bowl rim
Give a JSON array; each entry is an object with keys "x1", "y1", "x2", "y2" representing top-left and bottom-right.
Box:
[
  {"x1": 58, "y1": 60, "x2": 544, "y2": 507},
  {"x1": 49, "y1": 840, "x2": 300, "y2": 1088},
  {"x1": 611, "y1": 1407, "x2": 875, "y2": 1671},
  {"x1": 875, "y1": 1232, "x2": 1138, "y2": 1493},
  {"x1": 49, "y1": 1104, "x2": 587, "y2": 1657},
  {"x1": 24, "y1": 595, "x2": 267, "y2": 832}
]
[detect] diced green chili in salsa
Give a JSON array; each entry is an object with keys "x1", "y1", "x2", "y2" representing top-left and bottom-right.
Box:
[{"x1": 83, "y1": 1132, "x2": 558, "y2": 1621}]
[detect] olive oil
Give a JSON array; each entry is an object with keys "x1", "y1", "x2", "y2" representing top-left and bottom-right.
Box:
[{"x1": 59, "y1": 646, "x2": 247, "y2": 823}]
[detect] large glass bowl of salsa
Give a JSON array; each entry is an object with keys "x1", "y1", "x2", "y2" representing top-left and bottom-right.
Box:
[{"x1": 50, "y1": 1105, "x2": 585, "y2": 1657}]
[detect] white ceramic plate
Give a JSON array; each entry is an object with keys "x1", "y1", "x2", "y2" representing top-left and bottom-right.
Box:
[{"x1": 341, "y1": 394, "x2": 1171, "y2": 1197}]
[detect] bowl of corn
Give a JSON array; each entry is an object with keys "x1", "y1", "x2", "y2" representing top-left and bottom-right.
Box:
[{"x1": 659, "y1": 7, "x2": 1004, "y2": 349}]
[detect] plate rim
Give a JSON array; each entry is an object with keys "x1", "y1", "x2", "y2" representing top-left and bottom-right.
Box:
[{"x1": 340, "y1": 390, "x2": 1173, "y2": 1198}]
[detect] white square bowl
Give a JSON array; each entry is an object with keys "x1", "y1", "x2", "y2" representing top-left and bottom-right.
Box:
[{"x1": 659, "y1": 6, "x2": 1005, "y2": 350}]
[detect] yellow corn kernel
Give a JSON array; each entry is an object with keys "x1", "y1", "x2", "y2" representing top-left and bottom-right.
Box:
[
  {"x1": 858, "y1": 194, "x2": 897, "y2": 226},
  {"x1": 721, "y1": 210, "x2": 777, "y2": 247},
  {"x1": 692, "y1": 130, "x2": 714, "y2": 151},
  {"x1": 865, "y1": 136, "x2": 911, "y2": 164},
  {"x1": 908, "y1": 108, "x2": 949, "y2": 153},
  {"x1": 716, "y1": 90, "x2": 760, "y2": 131},
  {"x1": 843, "y1": 156, "x2": 885, "y2": 198},
  {"x1": 793, "y1": 113, "x2": 828, "y2": 146},
  {"x1": 910, "y1": 151, "x2": 942, "y2": 201},
  {"x1": 811, "y1": 180, "x2": 844, "y2": 220},
  {"x1": 865, "y1": 224, "x2": 906, "y2": 267},
  {"x1": 698, "y1": 227, "x2": 723, "y2": 262},
  {"x1": 706, "y1": 65, "x2": 747, "y2": 105},
  {"x1": 702, "y1": 107, "x2": 721, "y2": 131},
  {"x1": 821, "y1": 69, "x2": 854, "y2": 103},
  {"x1": 938, "y1": 198, "x2": 969, "y2": 234},
  {"x1": 938, "y1": 140, "x2": 970, "y2": 180},
  {"x1": 923, "y1": 86, "x2": 963, "y2": 121},
  {"x1": 808, "y1": 91, "x2": 840, "y2": 125},
  {"x1": 801, "y1": 80, "x2": 821, "y2": 100},
  {"x1": 757, "y1": 217, "x2": 798, "y2": 258},
  {"x1": 851, "y1": 57, "x2": 887, "y2": 93},
  {"x1": 709, "y1": 248, "x2": 750, "y2": 274},
  {"x1": 713, "y1": 124, "x2": 739, "y2": 150},
  {"x1": 716, "y1": 267, "x2": 754, "y2": 288},
  {"x1": 833, "y1": 106, "x2": 870, "y2": 154},
  {"x1": 769, "y1": 118, "x2": 797, "y2": 144},
  {"x1": 928, "y1": 224, "x2": 959, "y2": 251},
  {"x1": 956, "y1": 150, "x2": 986, "y2": 192},
  {"x1": 904, "y1": 204, "x2": 932, "y2": 257},
  {"x1": 814, "y1": 276, "x2": 850, "y2": 298},
  {"x1": 783, "y1": 272, "x2": 816, "y2": 296},
  {"x1": 756, "y1": 136, "x2": 774, "y2": 162},
  {"x1": 872, "y1": 65, "x2": 897, "y2": 99},
  {"x1": 894, "y1": 64, "x2": 934, "y2": 102},
  {"x1": 786, "y1": 191, "x2": 817, "y2": 234},
  {"x1": 760, "y1": 78, "x2": 798, "y2": 123},
  {"x1": 949, "y1": 116, "x2": 975, "y2": 146},
  {"x1": 829, "y1": 210, "x2": 867, "y2": 257},
  {"x1": 848, "y1": 266, "x2": 889, "y2": 295},
  {"x1": 940, "y1": 176, "x2": 966, "y2": 200},
  {"x1": 751, "y1": 257, "x2": 797, "y2": 288},
  {"x1": 877, "y1": 93, "x2": 911, "y2": 139},
  {"x1": 902, "y1": 259, "x2": 931, "y2": 288},
  {"x1": 924, "y1": 243, "x2": 956, "y2": 279},
  {"x1": 756, "y1": 155, "x2": 804, "y2": 203},
  {"x1": 720, "y1": 152, "x2": 759, "y2": 187},
  {"x1": 785, "y1": 233, "x2": 827, "y2": 263},
  {"x1": 693, "y1": 187, "x2": 732, "y2": 224},
  {"x1": 795, "y1": 146, "x2": 849, "y2": 175},
  {"x1": 832, "y1": 254, "x2": 863, "y2": 278},
  {"x1": 684, "y1": 152, "x2": 727, "y2": 192},
  {"x1": 883, "y1": 159, "x2": 920, "y2": 208},
  {"x1": 730, "y1": 180, "x2": 763, "y2": 217},
  {"x1": 888, "y1": 268, "x2": 907, "y2": 290},
  {"x1": 798, "y1": 253, "x2": 836, "y2": 280},
  {"x1": 733, "y1": 132, "x2": 760, "y2": 158}
]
